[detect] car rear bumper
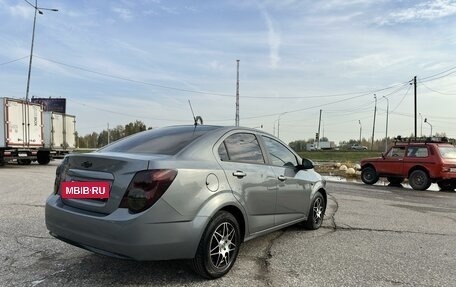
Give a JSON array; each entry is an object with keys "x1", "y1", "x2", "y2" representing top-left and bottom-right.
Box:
[{"x1": 45, "y1": 195, "x2": 207, "y2": 261}]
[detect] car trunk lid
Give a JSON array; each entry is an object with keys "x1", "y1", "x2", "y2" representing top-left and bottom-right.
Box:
[{"x1": 57, "y1": 152, "x2": 170, "y2": 214}]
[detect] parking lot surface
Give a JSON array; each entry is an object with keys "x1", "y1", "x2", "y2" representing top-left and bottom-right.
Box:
[{"x1": 1, "y1": 160, "x2": 455, "y2": 286}]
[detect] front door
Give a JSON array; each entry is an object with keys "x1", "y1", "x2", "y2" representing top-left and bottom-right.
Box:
[
  {"x1": 376, "y1": 146, "x2": 406, "y2": 176},
  {"x1": 261, "y1": 136, "x2": 311, "y2": 226}
]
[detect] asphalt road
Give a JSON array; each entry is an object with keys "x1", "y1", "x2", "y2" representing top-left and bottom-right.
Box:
[{"x1": 1, "y1": 160, "x2": 455, "y2": 287}]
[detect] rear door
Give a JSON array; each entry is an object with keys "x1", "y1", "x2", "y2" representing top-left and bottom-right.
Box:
[
  {"x1": 403, "y1": 145, "x2": 430, "y2": 174},
  {"x1": 6, "y1": 99, "x2": 26, "y2": 147},
  {"x1": 217, "y1": 132, "x2": 277, "y2": 234},
  {"x1": 26, "y1": 102, "x2": 43, "y2": 147},
  {"x1": 52, "y1": 113, "x2": 64, "y2": 148}
]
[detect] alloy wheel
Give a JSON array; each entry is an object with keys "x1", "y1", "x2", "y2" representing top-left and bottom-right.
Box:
[
  {"x1": 209, "y1": 222, "x2": 237, "y2": 269},
  {"x1": 313, "y1": 197, "x2": 324, "y2": 225}
]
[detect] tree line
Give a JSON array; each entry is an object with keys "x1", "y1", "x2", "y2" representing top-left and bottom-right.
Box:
[{"x1": 76, "y1": 120, "x2": 147, "y2": 148}]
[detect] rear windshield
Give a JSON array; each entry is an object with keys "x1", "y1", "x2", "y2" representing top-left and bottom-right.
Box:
[
  {"x1": 438, "y1": 146, "x2": 456, "y2": 159},
  {"x1": 98, "y1": 125, "x2": 220, "y2": 155}
]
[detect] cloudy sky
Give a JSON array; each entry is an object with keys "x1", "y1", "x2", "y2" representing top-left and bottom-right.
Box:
[{"x1": 1, "y1": 0, "x2": 455, "y2": 144}]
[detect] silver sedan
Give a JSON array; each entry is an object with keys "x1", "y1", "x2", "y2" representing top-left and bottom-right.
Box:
[{"x1": 45, "y1": 125, "x2": 327, "y2": 278}]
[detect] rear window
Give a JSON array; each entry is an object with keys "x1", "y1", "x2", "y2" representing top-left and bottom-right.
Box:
[
  {"x1": 98, "y1": 125, "x2": 220, "y2": 155},
  {"x1": 438, "y1": 146, "x2": 456, "y2": 159}
]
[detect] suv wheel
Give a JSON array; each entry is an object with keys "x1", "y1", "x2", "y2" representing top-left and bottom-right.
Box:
[
  {"x1": 191, "y1": 211, "x2": 241, "y2": 279},
  {"x1": 409, "y1": 170, "x2": 430, "y2": 190},
  {"x1": 361, "y1": 167, "x2": 379, "y2": 185}
]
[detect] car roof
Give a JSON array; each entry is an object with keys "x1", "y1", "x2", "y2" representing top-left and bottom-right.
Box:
[{"x1": 176, "y1": 125, "x2": 289, "y2": 160}]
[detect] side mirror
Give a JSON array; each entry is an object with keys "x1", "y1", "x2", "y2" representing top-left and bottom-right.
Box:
[
  {"x1": 381, "y1": 152, "x2": 385, "y2": 159},
  {"x1": 299, "y1": 158, "x2": 314, "y2": 170}
]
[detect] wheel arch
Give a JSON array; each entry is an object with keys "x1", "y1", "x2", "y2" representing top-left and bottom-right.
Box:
[
  {"x1": 316, "y1": 188, "x2": 327, "y2": 208},
  {"x1": 219, "y1": 205, "x2": 246, "y2": 242},
  {"x1": 361, "y1": 163, "x2": 376, "y2": 171},
  {"x1": 194, "y1": 192, "x2": 248, "y2": 243}
]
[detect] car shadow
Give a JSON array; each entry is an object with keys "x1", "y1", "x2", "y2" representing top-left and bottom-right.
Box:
[{"x1": 51, "y1": 254, "x2": 204, "y2": 285}]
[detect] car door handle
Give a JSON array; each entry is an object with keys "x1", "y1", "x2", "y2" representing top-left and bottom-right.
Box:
[
  {"x1": 232, "y1": 171, "x2": 246, "y2": 178},
  {"x1": 278, "y1": 175, "x2": 286, "y2": 181}
]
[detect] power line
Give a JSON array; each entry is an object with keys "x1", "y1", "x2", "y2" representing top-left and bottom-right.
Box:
[
  {"x1": 390, "y1": 84, "x2": 411, "y2": 113},
  {"x1": 35, "y1": 56, "x2": 235, "y2": 97},
  {"x1": 67, "y1": 98, "x2": 190, "y2": 122},
  {"x1": 417, "y1": 79, "x2": 456, "y2": 95},
  {"x1": 0, "y1": 56, "x2": 29, "y2": 66},
  {"x1": 34, "y1": 55, "x2": 415, "y2": 100},
  {"x1": 419, "y1": 65, "x2": 456, "y2": 82}
]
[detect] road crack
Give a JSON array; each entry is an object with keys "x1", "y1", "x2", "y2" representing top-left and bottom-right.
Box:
[
  {"x1": 321, "y1": 225, "x2": 454, "y2": 237},
  {"x1": 326, "y1": 193, "x2": 339, "y2": 230},
  {"x1": 253, "y1": 230, "x2": 286, "y2": 286},
  {"x1": 324, "y1": 193, "x2": 454, "y2": 237}
]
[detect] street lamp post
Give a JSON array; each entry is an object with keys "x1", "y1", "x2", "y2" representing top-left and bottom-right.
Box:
[
  {"x1": 419, "y1": 113, "x2": 423, "y2": 137},
  {"x1": 383, "y1": 96, "x2": 389, "y2": 152},
  {"x1": 25, "y1": 0, "x2": 58, "y2": 102},
  {"x1": 424, "y1": 118, "x2": 433, "y2": 137},
  {"x1": 371, "y1": 94, "x2": 377, "y2": 150},
  {"x1": 358, "y1": 120, "x2": 362, "y2": 143},
  {"x1": 277, "y1": 112, "x2": 287, "y2": 139}
]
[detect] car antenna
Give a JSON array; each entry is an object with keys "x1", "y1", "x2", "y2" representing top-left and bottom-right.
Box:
[{"x1": 188, "y1": 100, "x2": 203, "y2": 126}]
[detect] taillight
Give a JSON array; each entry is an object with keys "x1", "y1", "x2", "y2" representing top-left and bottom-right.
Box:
[
  {"x1": 120, "y1": 169, "x2": 177, "y2": 213},
  {"x1": 54, "y1": 164, "x2": 64, "y2": 195}
]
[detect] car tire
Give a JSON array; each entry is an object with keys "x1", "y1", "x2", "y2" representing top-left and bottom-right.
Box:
[
  {"x1": 409, "y1": 170, "x2": 430, "y2": 190},
  {"x1": 303, "y1": 191, "x2": 326, "y2": 230},
  {"x1": 361, "y1": 167, "x2": 379, "y2": 185},
  {"x1": 387, "y1": 177, "x2": 404, "y2": 185},
  {"x1": 437, "y1": 180, "x2": 456, "y2": 192},
  {"x1": 37, "y1": 155, "x2": 51, "y2": 165},
  {"x1": 37, "y1": 152, "x2": 51, "y2": 165},
  {"x1": 191, "y1": 211, "x2": 241, "y2": 279}
]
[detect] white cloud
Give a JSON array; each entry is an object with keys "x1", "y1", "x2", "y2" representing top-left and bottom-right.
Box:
[
  {"x1": 377, "y1": 0, "x2": 456, "y2": 25},
  {"x1": 259, "y1": 5, "x2": 281, "y2": 69},
  {"x1": 112, "y1": 7, "x2": 133, "y2": 21},
  {"x1": 208, "y1": 60, "x2": 223, "y2": 70},
  {"x1": 342, "y1": 53, "x2": 408, "y2": 71},
  {"x1": 7, "y1": 3, "x2": 33, "y2": 19}
]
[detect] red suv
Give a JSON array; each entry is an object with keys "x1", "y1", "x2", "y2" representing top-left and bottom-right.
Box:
[{"x1": 360, "y1": 137, "x2": 456, "y2": 191}]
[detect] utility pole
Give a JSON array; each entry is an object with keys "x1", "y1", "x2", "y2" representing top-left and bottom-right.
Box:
[
  {"x1": 25, "y1": 0, "x2": 58, "y2": 102},
  {"x1": 107, "y1": 123, "x2": 110, "y2": 145},
  {"x1": 358, "y1": 120, "x2": 362, "y2": 143},
  {"x1": 235, "y1": 60, "x2": 240, "y2": 126},
  {"x1": 371, "y1": 94, "x2": 377, "y2": 150},
  {"x1": 414, "y1": 76, "x2": 417, "y2": 138},
  {"x1": 383, "y1": 96, "x2": 389, "y2": 152},
  {"x1": 317, "y1": 109, "x2": 322, "y2": 149}
]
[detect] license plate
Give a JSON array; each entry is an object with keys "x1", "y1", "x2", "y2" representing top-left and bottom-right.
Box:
[
  {"x1": 61, "y1": 181, "x2": 110, "y2": 199},
  {"x1": 450, "y1": 168, "x2": 456, "y2": 173},
  {"x1": 18, "y1": 153, "x2": 27, "y2": 157}
]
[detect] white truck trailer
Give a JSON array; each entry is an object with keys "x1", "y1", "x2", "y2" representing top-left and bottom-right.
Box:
[
  {"x1": 0, "y1": 97, "x2": 46, "y2": 165},
  {"x1": 0, "y1": 98, "x2": 77, "y2": 165},
  {"x1": 42, "y1": 111, "x2": 76, "y2": 158}
]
